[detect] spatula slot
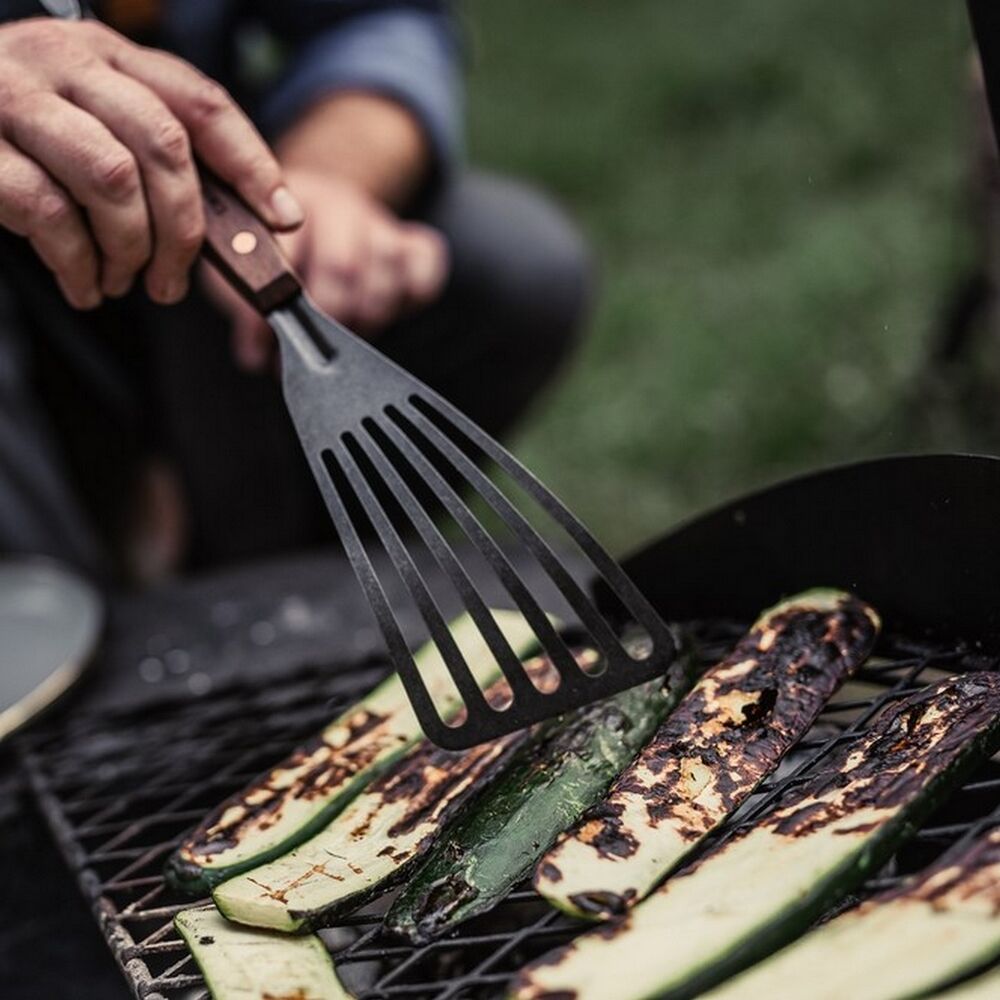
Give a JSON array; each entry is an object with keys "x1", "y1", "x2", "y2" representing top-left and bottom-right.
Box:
[
  {"x1": 319, "y1": 445, "x2": 467, "y2": 729},
  {"x1": 273, "y1": 301, "x2": 339, "y2": 366},
  {"x1": 345, "y1": 425, "x2": 543, "y2": 708},
  {"x1": 395, "y1": 398, "x2": 628, "y2": 672},
  {"x1": 382, "y1": 404, "x2": 602, "y2": 691},
  {"x1": 405, "y1": 394, "x2": 670, "y2": 668}
]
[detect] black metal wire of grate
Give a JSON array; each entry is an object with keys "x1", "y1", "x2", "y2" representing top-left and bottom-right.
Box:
[{"x1": 15, "y1": 630, "x2": 1000, "y2": 1000}]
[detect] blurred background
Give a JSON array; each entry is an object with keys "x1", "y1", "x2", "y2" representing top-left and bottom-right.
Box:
[{"x1": 461, "y1": 0, "x2": 983, "y2": 554}]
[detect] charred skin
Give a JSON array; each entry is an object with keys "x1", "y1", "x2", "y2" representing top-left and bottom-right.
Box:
[
  {"x1": 703, "y1": 827, "x2": 1000, "y2": 999},
  {"x1": 165, "y1": 610, "x2": 543, "y2": 893},
  {"x1": 211, "y1": 654, "x2": 567, "y2": 932},
  {"x1": 512, "y1": 672, "x2": 1000, "y2": 1000},
  {"x1": 213, "y1": 729, "x2": 529, "y2": 931},
  {"x1": 166, "y1": 702, "x2": 406, "y2": 892},
  {"x1": 536, "y1": 590, "x2": 880, "y2": 919},
  {"x1": 385, "y1": 654, "x2": 693, "y2": 945}
]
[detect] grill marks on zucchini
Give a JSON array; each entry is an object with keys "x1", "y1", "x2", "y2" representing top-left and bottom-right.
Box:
[
  {"x1": 212, "y1": 652, "x2": 570, "y2": 932},
  {"x1": 212, "y1": 722, "x2": 525, "y2": 933},
  {"x1": 175, "y1": 906, "x2": 351, "y2": 1000},
  {"x1": 166, "y1": 611, "x2": 540, "y2": 893},
  {"x1": 535, "y1": 590, "x2": 879, "y2": 919},
  {"x1": 512, "y1": 672, "x2": 1000, "y2": 1000},
  {"x1": 703, "y1": 826, "x2": 1000, "y2": 1000},
  {"x1": 385, "y1": 668, "x2": 687, "y2": 945}
]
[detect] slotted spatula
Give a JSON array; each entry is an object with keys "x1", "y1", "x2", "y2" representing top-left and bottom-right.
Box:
[{"x1": 199, "y1": 176, "x2": 676, "y2": 748}]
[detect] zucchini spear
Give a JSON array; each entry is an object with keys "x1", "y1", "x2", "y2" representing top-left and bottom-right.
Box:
[
  {"x1": 513, "y1": 672, "x2": 1000, "y2": 1000},
  {"x1": 385, "y1": 651, "x2": 691, "y2": 945},
  {"x1": 930, "y1": 968, "x2": 1000, "y2": 1000},
  {"x1": 212, "y1": 652, "x2": 573, "y2": 932},
  {"x1": 536, "y1": 590, "x2": 879, "y2": 919},
  {"x1": 175, "y1": 906, "x2": 351, "y2": 1000},
  {"x1": 703, "y1": 825, "x2": 1000, "y2": 1000},
  {"x1": 166, "y1": 611, "x2": 540, "y2": 893}
]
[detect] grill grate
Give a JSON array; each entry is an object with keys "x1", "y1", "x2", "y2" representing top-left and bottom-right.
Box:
[{"x1": 16, "y1": 627, "x2": 1000, "y2": 1000}]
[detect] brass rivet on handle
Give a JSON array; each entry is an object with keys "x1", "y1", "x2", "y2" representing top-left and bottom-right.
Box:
[{"x1": 231, "y1": 231, "x2": 257, "y2": 255}]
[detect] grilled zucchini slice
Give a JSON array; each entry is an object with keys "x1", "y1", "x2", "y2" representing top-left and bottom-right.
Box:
[
  {"x1": 166, "y1": 611, "x2": 540, "y2": 893},
  {"x1": 385, "y1": 660, "x2": 690, "y2": 945},
  {"x1": 536, "y1": 589, "x2": 879, "y2": 919},
  {"x1": 175, "y1": 906, "x2": 350, "y2": 1000},
  {"x1": 930, "y1": 968, "x2": 1000, "y2": 1000},
  {"x1": 703, "y1": 825, "x2": 1000, "y2": 1000},
  {"x1": 512, "y1": 672, "x2": 1000, "y2": 1000},
  {"x1": 212, "y1": 704, "x2": 534, "y2": 932}
]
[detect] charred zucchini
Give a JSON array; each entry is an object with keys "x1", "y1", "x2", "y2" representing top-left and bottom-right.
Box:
[
  {"x1": 212, "y1": 704, "x2": 534, "y2": 931},
  {"x1": 175, "y1": 906, "x2": 350, "y2": 1000},
  {"x1": 704, "y1": 825, "x2": 1000, "y2": 999},
  {"x1": 166, "y1": 611, "x2": 540, "y2": 893},
  {"x1": 513, "y1": 672, "x2": 1000, "y2": 1000},
  {"x1": 536, "y1": 589, "x2": 879, "y2": 919},
  {"x1": 385, "y1": 657, "x2": 690, "y2": 945}
]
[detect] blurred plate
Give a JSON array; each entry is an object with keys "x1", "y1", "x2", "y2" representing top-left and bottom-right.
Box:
[{"x1": 0, "y1": 559, "x2": 103, "y2": 741}]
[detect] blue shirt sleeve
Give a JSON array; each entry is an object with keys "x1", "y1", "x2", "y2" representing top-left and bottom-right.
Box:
[{"x1": 257, "y1": 6, "x2": 463, "y2": 175}]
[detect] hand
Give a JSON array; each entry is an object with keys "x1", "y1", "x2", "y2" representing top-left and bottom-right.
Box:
[
  {"x1": 203, "y1": 168, "x2": 449, "y2": 371},
  {"x1": 0, "y1": 18, "x2": 303, "y2": 309}
]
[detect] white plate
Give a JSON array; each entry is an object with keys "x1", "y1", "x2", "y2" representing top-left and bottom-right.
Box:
[{"x1": 0, "y1": 559, "x2": 103, "y2": 740}]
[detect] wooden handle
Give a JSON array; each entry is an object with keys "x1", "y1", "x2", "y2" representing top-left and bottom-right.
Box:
[{"x1": 200, "y1": 172, "x2": 301, "y2": 314}]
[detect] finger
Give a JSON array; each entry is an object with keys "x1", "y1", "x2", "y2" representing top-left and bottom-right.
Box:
[
  {"x1": 106, "y1": 45, "x2": 303, "y2": 231},
  {"x1": 304, "y1": 220, "x2": 368, "y2": 325},
  {"x1": 64, "y1": 67, "x2": 204, "y2": 304},
  {"x1": 354, "y1": 221, "x2": 407, "y2": 331},
  {"x1": 5, "y1": 92, "x2": 150, "y2": 297},
  {"x1": 0, "y1": 140, "x2": 101, "y2": 309},
  {"x1": 399, "y1": 225, "x2": 449, "y2": 308}
]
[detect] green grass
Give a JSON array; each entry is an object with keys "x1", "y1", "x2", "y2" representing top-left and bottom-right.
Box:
[{"x1": 463, "y1": 0, "x2": 978, "y2": 553}]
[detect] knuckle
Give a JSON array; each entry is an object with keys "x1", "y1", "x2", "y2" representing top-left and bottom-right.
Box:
[
  {"x1": 119, "y1": 226, "x2": 151, "y2": 263},
  {"x1": 147, "y1": 118, "x2": 190, "y2": 170},
  {"x1": 323, "y1": 261, "x2": 359, "y2": 285},
  {"x1": 91, "y1": 151, "x2": 139, "y2": 199},
  {"x1": 102, "y1": 217, "x2": 150, "y2": 267},
  {"x1": 187, "y1": 79, "x2": 232, "y2": 128},
  {"x1": 35, "y1": 192, "x2": 73, "y2": 229},
  {"x1": 171, "y1": 212, "x2": 205, "y2": 255}
]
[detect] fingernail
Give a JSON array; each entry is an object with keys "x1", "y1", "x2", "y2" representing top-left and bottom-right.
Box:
[{"x1": 270, "y1": 186, "x2": 304, "y2": 228}]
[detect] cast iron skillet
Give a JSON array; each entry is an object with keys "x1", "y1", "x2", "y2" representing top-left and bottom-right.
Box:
[{"x1": 607, "y1": 454, "x2": 1000, "y2": 651}]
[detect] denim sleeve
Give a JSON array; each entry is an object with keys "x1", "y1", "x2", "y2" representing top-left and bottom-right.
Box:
[{"x1": 258, "y1": 6, "x2": 463, "y2": 174}]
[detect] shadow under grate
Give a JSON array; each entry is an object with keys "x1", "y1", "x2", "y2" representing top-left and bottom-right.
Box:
[{"x1": 16, "y1": 629, "x2": 1000, "y2": 1000}]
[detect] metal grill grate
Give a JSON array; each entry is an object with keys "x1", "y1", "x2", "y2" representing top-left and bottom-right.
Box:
[{"x1": 16, "y1": 628, "x2": 1000, "y2": 1000}]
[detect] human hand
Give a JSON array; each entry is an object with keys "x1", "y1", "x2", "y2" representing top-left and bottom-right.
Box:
[
  {"x1": 0, "y1": 18, "x2": 302, "y2": 309},
  {"x1": 202, "y1": 168, "x2": 449, "y2": 371}
]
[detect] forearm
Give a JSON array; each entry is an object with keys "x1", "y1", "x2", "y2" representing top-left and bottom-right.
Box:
[{"x1": 275, "y1": 92, "x2": 431, "y2": 208}]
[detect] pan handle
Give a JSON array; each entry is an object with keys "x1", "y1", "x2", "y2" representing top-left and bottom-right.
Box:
[{"x1": 199, "y1": 171, "x2": 302, "y2": 315}]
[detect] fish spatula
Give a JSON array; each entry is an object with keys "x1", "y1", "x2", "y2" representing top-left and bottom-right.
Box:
[{"x1": 200, "y1": 176, "x2": 676, "y2": 748}]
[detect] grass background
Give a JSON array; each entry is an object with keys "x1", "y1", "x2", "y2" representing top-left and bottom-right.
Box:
[{"x1": 462, "y1": 0, "x2": 982, "y2": 554}]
